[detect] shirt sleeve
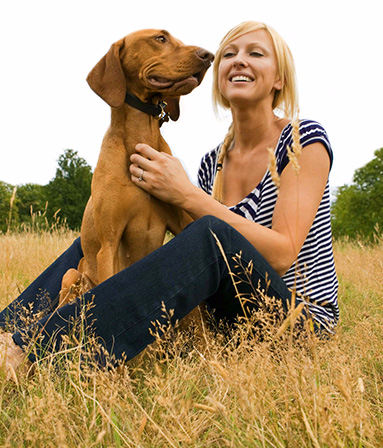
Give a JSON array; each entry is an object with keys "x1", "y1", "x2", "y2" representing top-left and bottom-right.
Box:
[
  {"x1": 277, "y1": 120, "x2": 334, "y2": 175},
  {"x1": 197, "y1": 145, "x2": 220, "y2": 195}
]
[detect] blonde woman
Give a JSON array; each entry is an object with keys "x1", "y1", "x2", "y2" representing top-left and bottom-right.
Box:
[{"x1": 0, "y1": 21, "x2": 338, "y2": 378}]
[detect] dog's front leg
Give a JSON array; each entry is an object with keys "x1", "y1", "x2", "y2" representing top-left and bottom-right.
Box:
[
  {"x1": 96, "y1": 240, "x2": 121, "y2": 284},
  {"x1": 91, "y1": 186, "x2": 127, "y2": 283}
]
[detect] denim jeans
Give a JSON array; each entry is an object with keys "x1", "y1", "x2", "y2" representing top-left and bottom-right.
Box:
[{"x1": 0, "y1": 216, "x2": 308, "y2": 364}]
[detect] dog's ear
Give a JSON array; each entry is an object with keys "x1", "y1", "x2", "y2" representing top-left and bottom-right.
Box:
[
  {"x1": 164, "y1": 97, "x2": 180, "y2": 121},
  {"x1": 87, "y1": 39, "x2": 126, "y2": 108}
]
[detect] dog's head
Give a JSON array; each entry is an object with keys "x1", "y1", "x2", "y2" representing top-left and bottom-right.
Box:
[{"x1": 87, "y1": 29, "x2": 214, "y2": 121}]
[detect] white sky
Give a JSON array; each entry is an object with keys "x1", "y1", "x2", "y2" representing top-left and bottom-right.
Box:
[{"x1": 1, "y1": 0, "x2": 382, "y2": 188}]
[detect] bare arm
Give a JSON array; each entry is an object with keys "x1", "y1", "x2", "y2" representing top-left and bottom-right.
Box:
[{"x1": 130, "y1": 142, "x2": 330, "y2": 276}]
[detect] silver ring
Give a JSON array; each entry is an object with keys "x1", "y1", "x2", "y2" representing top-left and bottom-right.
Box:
[{"x1": 138, "y1": 169, "x2": 144, "y2": 181}]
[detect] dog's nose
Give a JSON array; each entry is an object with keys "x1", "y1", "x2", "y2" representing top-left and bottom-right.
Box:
[{"x1": 196, "y1": 48, "x2": 215, "y2": 66}]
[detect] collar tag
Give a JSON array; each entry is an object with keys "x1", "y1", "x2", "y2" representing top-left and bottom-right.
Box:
[{"x1": 157, "y1": 101, "x2": 169, "y2": 126}]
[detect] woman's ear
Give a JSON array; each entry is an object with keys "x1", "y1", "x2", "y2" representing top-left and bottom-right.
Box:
[{"x1": 274, "y1": 76, "x2": 283, "y2": 91}]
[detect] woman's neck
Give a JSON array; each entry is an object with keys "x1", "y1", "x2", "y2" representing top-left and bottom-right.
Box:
[{"x1": 231, "y1": 107, "x2": 287, "y2": 153}]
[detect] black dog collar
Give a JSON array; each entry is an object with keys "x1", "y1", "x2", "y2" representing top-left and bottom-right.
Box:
[{"x1": 124, "y1": 92, "x2": 169, "y2": 126}]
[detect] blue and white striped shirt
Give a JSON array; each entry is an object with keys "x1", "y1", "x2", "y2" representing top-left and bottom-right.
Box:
[{"x1": 197, "y1": 119, "x2": 339, "y2": 332}]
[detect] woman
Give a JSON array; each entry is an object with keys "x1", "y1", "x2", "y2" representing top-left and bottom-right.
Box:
[{"x1": 0, "y1": 21, "x2": 338, "y2": 378}]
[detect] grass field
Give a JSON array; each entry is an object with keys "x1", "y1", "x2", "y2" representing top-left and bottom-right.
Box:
[{"x1": 0, "y1": 229, "x2": 382, "y2": 447}]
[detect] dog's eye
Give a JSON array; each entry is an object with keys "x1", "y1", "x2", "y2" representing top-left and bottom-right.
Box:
[{"x1": 155, "y1": 35, "x2": 167, "y2": 44}]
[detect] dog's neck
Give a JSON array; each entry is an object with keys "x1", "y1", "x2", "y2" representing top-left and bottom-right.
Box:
[
  {"x1": 109, "y1": 101, "x2": 171, "y2": 156},
  {"x1": 124, "y1": 92, "x2": 169, "y2": 127}
]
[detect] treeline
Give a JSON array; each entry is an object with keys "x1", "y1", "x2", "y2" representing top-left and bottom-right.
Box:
[
  {"x1": 331, "y1": 147, "x2": 383, "y2": 241},
  {"x1": 0, "y1": 149, "x2": 92, "y2": 232},
  {"x1": 1, "y1": 147, "x2": 382, "y2": 241}
]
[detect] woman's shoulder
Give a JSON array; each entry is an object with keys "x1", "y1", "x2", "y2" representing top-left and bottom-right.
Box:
[
  {"x1": 200, "y1": 143, "x2": 222, "y2": 162},
  {"x1": 280, "y1": 118, "x2": 328, "y2": 139},
  {"x1": 276, "y1": 118, "x2": 333, "y2": 173},
  {"x1": 278, "y1": 118, "x2": 331, "y2": 149},
  {"x1": 197, "y1": 143, "x2": 223, "y2": 192},
  {"x1": 198, "y1": 143, "x2": 222, "y2": 174},
  {"x1": 298, "y1": 119, "x2": 331, "y2": 143}
]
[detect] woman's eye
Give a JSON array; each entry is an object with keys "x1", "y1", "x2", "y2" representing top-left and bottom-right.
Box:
[
  {"x1": 223, "y1": 52, "x2": 235, "y2": 58},
  {"x1": 155, "y1": 35, "x2": 167, "y2": 43},
  {"x1": 250, "y1": 51, "x2": 264, "y2": 57}
]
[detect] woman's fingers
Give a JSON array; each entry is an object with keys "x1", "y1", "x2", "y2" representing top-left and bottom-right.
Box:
[
  {"x1": 131, "y1": 165, "x2": 146, "y2": 182},
  {"x1": 133, "y1": 143, "x2": 159, "y2": 162},
  {"x1": 129, "y1": 144, "x2": 155, "y2": 183},
  {"x1": 129, "y1": 142, "x2": 191, "y2": 207}
]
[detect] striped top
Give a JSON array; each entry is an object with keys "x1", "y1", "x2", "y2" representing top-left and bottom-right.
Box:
[{"x1": 197, "y1": 119, "x2": 339, "y2": 332}]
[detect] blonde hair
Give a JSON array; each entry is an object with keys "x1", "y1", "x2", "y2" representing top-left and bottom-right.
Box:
[{"x1": 211, "y1": 21, "x2": 299, "y2": 202}]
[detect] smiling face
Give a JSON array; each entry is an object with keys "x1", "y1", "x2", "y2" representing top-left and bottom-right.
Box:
[{"x1": 218, "y1": 29, "x2": 282, "y2": 110}]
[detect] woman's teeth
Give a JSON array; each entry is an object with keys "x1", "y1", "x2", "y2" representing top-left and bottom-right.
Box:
[{"x1": 231, "y1": 76, "x2": 252, "y2": 82}]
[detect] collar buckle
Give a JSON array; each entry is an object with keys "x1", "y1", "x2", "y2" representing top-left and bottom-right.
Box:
[{"x1": 157, "y1": 101, "x2": 169, "y2": 126}]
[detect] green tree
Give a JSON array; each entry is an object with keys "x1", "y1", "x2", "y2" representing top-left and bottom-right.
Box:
[
  {"x1": 45, "y1": 149, "x2": 93, "y2": 230},
  {"x1": 331, "y1": 147, "x2": 383, "y2": 240},
  {"x1": 16, "y1": 183, "x2": 47, "y2": 224},
  {"x1": 0, "y1": 181, "x2": 18, "y2": 232}
]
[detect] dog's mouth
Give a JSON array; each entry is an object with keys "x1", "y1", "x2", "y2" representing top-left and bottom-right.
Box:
[{"x1": 148, "y1": 72, "x2": 202, "y2": 90}]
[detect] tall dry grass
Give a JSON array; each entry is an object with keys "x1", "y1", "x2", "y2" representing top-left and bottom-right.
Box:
[{"x1": 0, "y1": 229, "x2": 382, "y2": 447}]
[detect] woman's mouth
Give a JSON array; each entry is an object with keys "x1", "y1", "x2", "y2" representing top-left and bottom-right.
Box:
[{"x1": 230, "y1": 75, "x2": 253, "y2": 82}]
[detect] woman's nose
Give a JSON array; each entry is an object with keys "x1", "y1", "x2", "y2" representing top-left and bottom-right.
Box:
[{"x1": 231, "y1": 51, "x2": 247, "y2": 67}]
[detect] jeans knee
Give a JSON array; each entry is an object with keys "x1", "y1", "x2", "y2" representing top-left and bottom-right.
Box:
[{"x1": 193, "y1": 215, "x2": 234, "y2": 243}]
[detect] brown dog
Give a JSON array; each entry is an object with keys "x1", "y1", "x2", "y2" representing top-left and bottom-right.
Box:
[{"x1": 59, "y1": 30, "x2": 213, "y2": 307}]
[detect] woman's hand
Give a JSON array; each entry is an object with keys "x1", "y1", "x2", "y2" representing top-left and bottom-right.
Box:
[{"x1": 130, "y1": 143, "x2": 194, "y2": 207}]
